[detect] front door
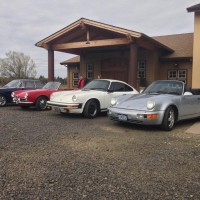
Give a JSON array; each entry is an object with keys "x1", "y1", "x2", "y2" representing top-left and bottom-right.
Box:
[{"x1": 101, "y1": 58, "x2": 128, "y2": 82}]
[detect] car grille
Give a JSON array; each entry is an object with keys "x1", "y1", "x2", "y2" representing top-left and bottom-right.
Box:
[{"x1": 19, "y1": 98, "x2": 27, "y2": 102}]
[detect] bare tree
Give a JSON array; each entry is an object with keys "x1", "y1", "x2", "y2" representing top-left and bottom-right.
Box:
[{"x1": 0, "y1": 51, "x2": 37, "y2": 78}]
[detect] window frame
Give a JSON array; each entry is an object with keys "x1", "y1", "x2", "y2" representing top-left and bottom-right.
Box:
[
  {"x1": 168, "y1": 69, "x2": 187, "y2": 84},
  {"x1": 72, "y1": 72, "x2": 79, "y2": 87},
  {"x1": 137, "y1": 60, "x2": 146, "y2": 79},
  {"x1": 86, "y1": 64, "x2": 94, "y2": 80}
]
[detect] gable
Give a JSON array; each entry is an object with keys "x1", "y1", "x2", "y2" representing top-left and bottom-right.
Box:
[{"x1": 36, "y1": 18, "x2": 173, "y2": 55}]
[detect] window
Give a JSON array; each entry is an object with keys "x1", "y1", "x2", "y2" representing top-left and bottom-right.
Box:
[
  {"x1": 168, "y1": 70, "x2": 177, "y2": 79},
  {"x1": 109, "y1": 82, "x2": 133, "y2": 92},
  {"x1": 86, "y1": 64, "x2": 94, "y2": 80},
  {"x1": 73, "y1": 72, "x2": 79, "y2": 87},
  {"x1": 137, "y1": 60, "x2": 146, "y2": 78},
  {"x1": 35, "y1": 81, "x2": 45, "y2": 88},
  {"x1": 168, "y1": 69, "x2": 187, "y2": 84},
  {"x1": 24, "y1": 81, "x2": 35, "y2": 88}
]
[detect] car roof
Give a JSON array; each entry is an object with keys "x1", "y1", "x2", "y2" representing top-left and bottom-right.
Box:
[
  {"x1": 14, "y1": 79, "x2": 43, "y2": 82},
  {"x1": 94, "y1": 79, "x2": 129, "y2": 84}
]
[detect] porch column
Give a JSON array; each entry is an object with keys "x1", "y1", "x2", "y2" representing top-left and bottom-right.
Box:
[
  {"x1": 48, "y1": 49, "x2": 54, "y2": 81},
  {"x1": 128, "y1": 42, "x2": 138, "y2": 88}
]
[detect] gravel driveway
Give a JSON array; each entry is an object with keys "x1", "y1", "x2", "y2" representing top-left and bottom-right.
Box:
[{"x1": 0, "y1": 106, "x2": 200, "y2": 200}]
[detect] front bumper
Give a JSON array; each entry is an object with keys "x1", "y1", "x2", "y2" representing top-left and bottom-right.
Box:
[
  {"x1": 47, "y1": 101, "x2": 83, "y2": 114},
  {"x1": 108, "y1": 107, "x2": 165, "y2": 125},
  {"x1": 13, "y1": 97, "x2": 34, "y2": 105}
]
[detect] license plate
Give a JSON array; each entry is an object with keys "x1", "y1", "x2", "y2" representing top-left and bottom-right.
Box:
[
  {"x1": 118, "y1": 114, "x2": 127, "y2": 121},
  {"x1": 52, "y1": 106, "x2": 60, "y2": 113}
]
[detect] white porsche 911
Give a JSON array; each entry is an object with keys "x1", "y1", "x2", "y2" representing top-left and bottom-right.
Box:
[{"x1": 47, "y1": 79, "x2": 138, "y2": 118}]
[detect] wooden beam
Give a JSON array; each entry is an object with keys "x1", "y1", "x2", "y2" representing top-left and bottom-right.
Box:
[
  {"x1": 126, "y1": 34, "x2": 133, "y2": 42},
  {"x1": 53, "y1": 38, "x2": 130, "y2": 50},
  {"x1": 79, "y1": 21, "x2": 86, "y2": 30},
  {"x1": 42, "y1": 43, "x2": 51, "y2": 50},
  {"x1": 48, "y1": 49, "x2": 54, "y2": 81},
  {"x1": 86, "y1": 29, "x2": 90, "y2": 43}
]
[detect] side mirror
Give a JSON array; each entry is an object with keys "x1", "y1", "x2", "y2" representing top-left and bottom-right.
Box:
[
  {"x1": 140, "y1": 89, "x2": 144, "y2": 93},
  {"x1": 184, "y1": 92, "x2": 193, "y2": 96}
]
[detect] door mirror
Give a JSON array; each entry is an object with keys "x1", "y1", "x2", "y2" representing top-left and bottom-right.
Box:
[{"x1": 184, "y1": 92, "x2": 193, "y2": 96}]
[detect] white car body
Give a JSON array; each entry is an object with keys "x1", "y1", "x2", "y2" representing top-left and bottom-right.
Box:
[{"x1": 47, "y1": 79, "x2": 138, "y2": 118}]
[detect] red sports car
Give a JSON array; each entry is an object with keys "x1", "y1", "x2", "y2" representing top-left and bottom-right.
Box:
[{"x1": 12, "y1": 82, "x2": 71, "y2": 111}]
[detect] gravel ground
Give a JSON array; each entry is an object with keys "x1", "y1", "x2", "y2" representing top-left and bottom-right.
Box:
[{"x1": 0, "y1": 106, "x2": 200, "y2": 200}]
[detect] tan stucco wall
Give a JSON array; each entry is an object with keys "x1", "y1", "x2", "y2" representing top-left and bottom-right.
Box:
[{"x1": 192, "y1": 12, "x2": 200, "y2": 88}]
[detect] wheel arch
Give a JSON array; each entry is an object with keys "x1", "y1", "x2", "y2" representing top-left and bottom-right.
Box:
[
  {"x1": 35, "y1": 95, "x2": 49, "y2": 104},
  {"x1": 84, "y1": 98, "x2": 101, "y2": 109},
  {"x1": 0, "y1": 93, "x2": 7, "y2": 98},
  {"x1": 0, "y1": 93, "x2": 7, "y2": 106},
  {"x1": 165, "y1": 104, "x2": 179, "y2": 122}
]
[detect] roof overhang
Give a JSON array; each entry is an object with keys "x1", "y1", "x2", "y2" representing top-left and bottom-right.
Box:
[
  {"x1": 35, "y1": 18, "x2": 174, "y2": 54},
  {"x1": 187, "y1": 3, "x2": 200, "y2": 12}
]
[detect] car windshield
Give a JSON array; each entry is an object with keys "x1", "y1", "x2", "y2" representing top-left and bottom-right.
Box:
[
  {"x1": 143, "y1": 80, "x2": 184, "y2": 95},
  {"x1": 42, "y1": 82, "x2": 61, "y2": 90},
  {"x1": 82, "y1": 80, "x2": 110, "y2": 91},
  {"x1": 2, "y1": 80, "x2": 21, "y2": 88}
]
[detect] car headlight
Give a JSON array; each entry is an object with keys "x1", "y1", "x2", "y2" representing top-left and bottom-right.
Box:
[
  {"x1": 72, "y1": 95, "x2": 77, "y2": 102},
  {"x1": 50, "y1": 93, "x2": 56, "y2": 101},
  {"x1": 147, "y1": 100, "x2": 155, "y2": 110},
  {"x1": 24, "y1": 93, "x2": 29, "y2": 99},
  {"x1": 11, "y1": 92, "x2": 15, "y2": 97},
  {"x1": 111, "y1": 97, "x2": 117, "y2": 106}
]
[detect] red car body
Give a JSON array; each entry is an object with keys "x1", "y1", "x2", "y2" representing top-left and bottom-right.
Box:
[{"x1": 12, "y1": 82, "x2": 72, "y2": 110}]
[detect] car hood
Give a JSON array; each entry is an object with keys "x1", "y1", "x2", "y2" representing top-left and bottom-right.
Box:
[
  {"x1": 51, "y1": 89, "x2": 104, "y2": 103},
  {"x1": 17, "y1": 89, "x2": 49, "y2": 96},
  {"x1": 114, "y1": 93, "x2": 176, "y2": 110}
]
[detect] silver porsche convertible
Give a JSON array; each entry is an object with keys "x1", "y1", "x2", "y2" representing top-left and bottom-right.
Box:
[{"x1": 108, "y1": 80, "x2": 200, "y2": 131}]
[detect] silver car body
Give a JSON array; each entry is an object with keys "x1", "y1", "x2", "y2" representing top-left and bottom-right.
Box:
[{"x1": 108, "y1": 80, "x2": 200, "y2": 128}]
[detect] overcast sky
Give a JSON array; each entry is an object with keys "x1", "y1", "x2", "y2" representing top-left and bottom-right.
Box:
[{"x1": 0, "y1": 0, "x2": 199, "y2": 78}]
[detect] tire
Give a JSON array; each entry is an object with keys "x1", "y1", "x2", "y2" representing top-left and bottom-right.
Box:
[
  {"x1": 36, "y1": 96, "x2": 48, "y2": 111},
  {"x1": 0, "y1": 95, "x2": 7, "y2": 107},
  {"x1": 83, "y1": 100, "x2": 99, "y2": 118},
  {"x1": 161, "y1": 106, "x2": 176, "y2": 131}
]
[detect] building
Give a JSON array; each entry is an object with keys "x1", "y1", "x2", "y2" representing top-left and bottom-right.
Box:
[{"x1": 35, "y1": 3, "x2": 200, "y2": 89}]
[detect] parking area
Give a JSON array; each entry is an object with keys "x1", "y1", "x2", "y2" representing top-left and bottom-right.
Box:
[{"x1": 0, "y1": 106, "x2": 200, "y2": 199}]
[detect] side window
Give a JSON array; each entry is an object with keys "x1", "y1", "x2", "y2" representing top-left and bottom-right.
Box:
[
  {"x1": 35, "y1": 81, "x2": 44, "y2": 88},
  {"x1": 25, "y1": 81, "x2": 35, "y2": 88},
  {"x1": 110, "y1": 82, "x2": 125, "y2": 92},
  {"x1": 124, "y1": 84, "x2": 133, "y2": 91},
  {"x1": 18, "y1": 81, "x2": 23, "y2": 88}
]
